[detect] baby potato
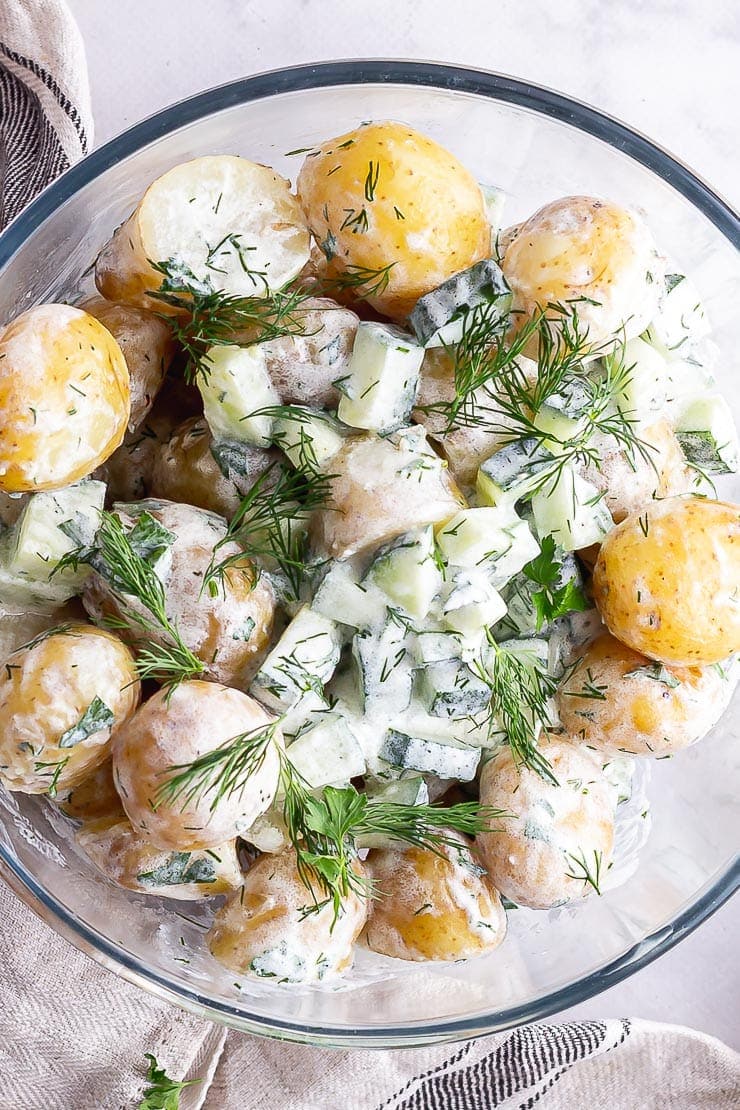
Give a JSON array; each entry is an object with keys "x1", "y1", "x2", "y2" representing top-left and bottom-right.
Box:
[
  {"x1": 112, "y1": 680, "x2": 280, "y2": 850},
  {"x1": 208, "y1": 848, "x2": 368, "y2": 982},
  {"x1": 77, "y1": 816, "x2": 241, "y2": 899},
  {"x1": 0, "y1": 304, "x2": 130, "y2": 492},
  {"x1": 580, "y1": 418, "x2": 692, "y2": 523},
  {"x1": 83, "y1": 500, "x2": 275, "y2": 688},
  {"x1": 503, "y1": 197, "x2": 664, "y2": 343},
  {"x1": 558, "y1": 632, "x2": 737, "y2": 756},
  {"x1": 593, "y1": 497, "x2": 740, "y2": 666},
  {"x1": 297, "y1": 122, "x2": 490, "y2": 321},
  {"x1": 364, "y1": 836, "x2": 506, "y2": 962},
  {"x1": 259, "y1": 298, "x2": 359, "y2": 409},
  {"x1": 310, "y1": 428, "x2": 463, "y2": 559},
  {"x1": 95, "y1": 156, "x2": 310, "y2": 308},
  {"x1": 476, "y1": 737, "x2": 615, "y2": 910},
  {"x1": 80, "y1": 296, "x2": 175, "y2": 430},
  {"x1": 0, "y1": 623, "x2": 140, "y2": 795},
  {"x1": 56, "y1": 757, "x2": 125, "y2": 822},
  {"x1": 151, "y1": 417, "x2": 277, "y2": 519},
  {"x1": 0, "y1": 609, "x2": 61, "y2": 662}
]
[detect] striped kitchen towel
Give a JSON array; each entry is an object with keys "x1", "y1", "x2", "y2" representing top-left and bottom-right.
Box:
[{"x1": 0, "y1": 2, "x2": 739, "y2": 1108}]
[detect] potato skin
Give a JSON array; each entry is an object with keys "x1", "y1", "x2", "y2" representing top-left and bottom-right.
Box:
[
  {"x1": 592, "y1": 497, "x2": 740, "y2": 666},
  {"x1": 364, "y1": 836, "x2": 506, "y2": 962},
  {"x1": 503, "y1": 196, "x2": 664, "y2": 342},
  {"x1": 208, "y1": 849, "x2": 367, "y2": 982},
  {"x1": 56, "y1": 757, "x2": 125, "y2": 822},
  {"x1": 297, "y1": 122, "x2": 490, "y2": 320},
  {"x1": 82, "y1": 500, "x2": 275, "y2": 688},
  {"x1": 81, "y1": 296, "x2": 175, "y2": 431},
  {"x1": 77, "y1": 816, "x2": 242, "y2": 899},
  {"x1": 112, "y1": 680, "x2": 280, "y2": 850},
  {"x1": 259, "y1": 298, "x2": 359, "y2": 409},
  {"x1": 310, "y1": 429, "x2": 463, "y2": 559},
  {"x1": 151, "y1": 417, "x2": 277, "y2": 519},
  {"x1": 0, "y1": 623, "x2": 140, "y2": 794},
  {"x1": 476, "y1": 737, "x2": 615, "y2": 910},
  {"x1": 0, "y1": 304, "x2": 130, "y2": 492},
  {"x1": 557, "y1": 632, "x2": 736, "y2": 756}
]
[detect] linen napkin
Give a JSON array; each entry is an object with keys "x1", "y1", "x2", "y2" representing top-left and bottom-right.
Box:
[{"x1": 0, "y1": 2, "x2": 738, "y2": 1107}]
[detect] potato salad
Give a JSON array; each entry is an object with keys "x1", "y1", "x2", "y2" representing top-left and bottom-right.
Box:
[{"x1": 0, "y1": 120, "x2": 738, "y2": 987}]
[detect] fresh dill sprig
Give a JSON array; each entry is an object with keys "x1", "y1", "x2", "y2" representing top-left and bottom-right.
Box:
[
  {"x1": 565, "y1": 848, "x2": 605, "y2": 895},
  {"x1": 321, "y1": 262, "x2": 397, "y2": 300},
  {"x1": 34, "y1": 756, "x2": 70, "y2": 798},
  {"x1": 138, "y1": 1052, "x2": 201, "y2": 1110},
  {"x1": 473, "y1": 638, "x2": 558, "y2": 785},
  {"x1": 55, "y1": 511, "x2": 204, "y2": 690}
]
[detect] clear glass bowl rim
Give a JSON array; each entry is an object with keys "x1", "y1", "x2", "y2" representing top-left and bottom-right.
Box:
[{"x1": 0, "y1": 59, "x2": 737, "y2": 1047}]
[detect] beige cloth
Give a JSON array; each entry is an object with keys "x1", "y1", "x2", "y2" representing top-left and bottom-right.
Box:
[{"x1": 0, "y1": 3, "x2": 739, "y2": 1108}]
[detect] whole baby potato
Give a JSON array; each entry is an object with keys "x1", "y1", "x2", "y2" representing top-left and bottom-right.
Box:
[
  {"x1": 364, "y1": 835, "x2": 506, "y2": 962},
  {"x1": 503, "y1": 196, "x2": 664, "y2": 343},
  {"x1": 56, "y1": 757, "x2": 125, "y2": 822},
  {"x1": 208, "y1": 848, "x2": 368, "y2": 982},
  {"x1": 297, "y1": 122, "x2": 490, "y2": 320},
  {"x1": 81, "y1": 296, "x2": 175, "y2": 430},
  {"x1": 0, "y1": 304, "x2": 130, "y2": 492},
  {"x1": 77, "y1": 816, "x2": 242, "y2": 899},
  {"x1": 310, "y1": 427, "x2": 463, "y2": 559},
  {"x1": 476, "y1": 737, "x2": 615, "y2": 910},
  {"x1": 95, "y1": 155, "x2": 310, "y2": 308},
  {"x1": 112, "y1": 680, "x2": 280, "y2": 850},
  {"x1": 0, "y1": 623, "x2": 140, "y2": 795},
  {"x1": 592, "y1": 497, "x2": 740, "y2": 666},
  {"x1": 151, "y1": 417, "x2": 278, "y2": 519},
  {"x1": 83, "y1": 500, "x2": 275, "y2": 688},
  {"x1": 558, "y1": 632, "x2": 737, "y2": 756}
]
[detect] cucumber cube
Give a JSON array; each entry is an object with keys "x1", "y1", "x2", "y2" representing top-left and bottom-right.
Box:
[
  {"x1": 409, "y1": 258, "x2": 512, "y2": 348},
  {"x1": 378, "y1": 729, "x2": 481, "y2": 781},
  {"x1": 199, "y1": 343, "x2": 280, "y2": 446},
  {"x1": 273, "y1": 408, "x2": 345, "y2": 469},
  {"x1": 252, "y1": 606, "x2": 341, "y2": 711},
  {"x1": 674, "y1": 393, "x2": 739, "y2": 474},
  {"x1": 411, "y1": 628, "x2": 466, "y2": 666},
  {"x1": 337, "y1": 322, "x2": 423, "y2": 434},
  {"x1": 418, "y1": 659, "x2": 491, "y2": 719},
  {"x1": 285, "y1": 713, "x2": 366, "y2": 788},
  {"x1": 647, "y1": 274, "x2": 710, "y2": 354},
  {"x1": 611, "y1": 336, "x2": 669, "y2": 414},
  {"x1": 437, "y1": 507, "x2": 540, "y2": 584},
  {"x1": 311, "y1": 561, "x2": 387, "y2": 630},
  {"x1": 368, "y1": 527, "x2": 443, "y2": 620},
  {"x1": 352, "y1": 622, "x2": 414, "y2": 719},
  {"x1": 440, "y1": 568, "x2": 508, "y2": 636},
  {"x1": 477, "y1": 439, "x2": 553, "y2": 506},
  {"x1": 530, "y1": 464, "x2": 612, "y2": 551}
]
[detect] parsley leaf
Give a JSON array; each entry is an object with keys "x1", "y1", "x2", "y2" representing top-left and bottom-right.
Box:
[
  {"x1": 522, "y1": 536, "x2": 588, "y2": 629},
  {"x1": 138, "y1": 1053, "x2": 200, "y2": 1110}
]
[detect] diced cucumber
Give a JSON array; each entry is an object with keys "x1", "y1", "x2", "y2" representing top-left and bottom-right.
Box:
[
  {"x1": 530, "y1": 464, "x2": 612, "y2": 551},
  {"x1": 285, "y1": 712, "x2": 366, "y2": 788},
  {"x1": 610, "y1": 336, "x2": 669, "y2": 414},
  {"x1": 411, "y1": 628, "x2": 466, "y2": 666},
  {"x1": 480, "y1": 184, "x2": 507, "y2": 241},
  {"x1": 417, "y1": 658, "x2": 490, "y2": 719},
  {"x1": 367, "y1": 527, "x2": 443, "y2": 620},
  {"x1": 0, "y1": 481, "x2": 106, "y2": 610},
  {"x1": 241, "y1": 809, "x2": 288, "y2": 853},
  {"x1": 251, "y1": 606, "x2": 341, "y2": 711},
  {"x1": 476, "y1": 439, "x2": 553, "y2": 507},
  {"x1": 199, "y1": 343, "x2": 280, "y2": 447},
  {"x1": 436, "y1": 507, "x2": 540, "y2": 585},
  {"x1": 408, "y1": 259, "x2": 511, "y2": 348},
  {"x1": 272, "y1": 408, "x2": 345, "y2": 469},
  {"x1": 492, "y1": 636, "x2": 549, "y2": 672},
  {"x1": 337, "y1": 322, "x2": 423, "y2": 434},
  {"x1": 440, "y1": 568, "x2": 507, "y2": 636},
  {"x1": 647, "y1": 274, "x2": 710, "y2": 354},
  {"x1": 311, "y1": 561, "x2": 387, "y2": 630},
  {"x1": 674, "y1": 393, "x2": 739, "y2": 474},
  {"x1": 533, "y1": 405, "x2": 584, "y2": 449},
  {"x1": 352, "y1": 621, "x2": 414, "y2": 720},
  {"x1": 378, "y1": 729, "x2": 481, "y2": 781},
  {"x1": 364, "y1": 775, "x2": 429, "y2": 807}
]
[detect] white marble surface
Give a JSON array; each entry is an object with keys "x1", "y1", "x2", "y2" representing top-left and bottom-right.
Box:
[{"x1": 67, "y1": 0, "x2": 740, "y2": 1049}]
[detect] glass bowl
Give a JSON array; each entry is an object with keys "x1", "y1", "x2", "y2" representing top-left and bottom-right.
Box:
[{"x1": 0, "y1": 61, "x2": 737, "y2": 1049}]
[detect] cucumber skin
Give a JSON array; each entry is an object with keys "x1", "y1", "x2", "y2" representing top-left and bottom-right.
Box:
[
  {"x1": 409, "y1": 259, "x2": 512, "y2": 347},
  {"x1": 379, "y1": 729, "x2": 481, "y2": 781}
]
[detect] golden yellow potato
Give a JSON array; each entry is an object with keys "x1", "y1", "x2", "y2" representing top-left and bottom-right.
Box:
[
  {"x1": 593, "y1": 497, "x2": 740, "y2": 666},
  {"x1": 95, "y1": 155, "x2": 310, "y2": 308},
  {"x1": 56, "y1": 757, "x2": 125, "y2": 822},
  {"x1": 476, "y1": 737, "x2": 615, "y2": 909},
  {"x1": 81, "y1": 296, "x2": 175, "y2": 430},
  {"x1": 151, "y1": 417, "x2": 277, "y2": 519},
  {"x1": 208, "y1": 849, "x2": 368, "y2": 982},
  {"x1": 580, "y1": 418, "x2": 692, "y2": 523},
  {"x1": 77, "y1": 816, "x2": 242, "y2": 899},
  {"x1": 558, "y1": 632, "x2": 737, "y2": 756},
  {"x1": 112, "y1": 680, "x2": 280, "y2": 850},
  {"x1": 82, "y1": 501, "x2": 275, "y2": 688},
  {"x1": 310, "y1": 428, "x2": 463, "y2": 559},
  {"x1": 364, "y1": 836, "x2": 506, "y2": 962},
  {"x1": 503, "y1": 197, "x2": 664, "y2": 343},
  {"x1": 0, "y1": 623, "x2": 140, "y2": 795},
  {"x1": 0, "y1": 304, "x2": 130, "y2": 492},
  {"x1": 297, "y1": 122, "x2": 490, "y2": 320}
]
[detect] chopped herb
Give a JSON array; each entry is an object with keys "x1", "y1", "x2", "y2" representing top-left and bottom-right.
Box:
[
  {"x1": 138, "y1": 1053, "x2": 201, "y2": 1110},
  {"x1": 58, "y1": 696, "x2": 114, "y2": 748}
]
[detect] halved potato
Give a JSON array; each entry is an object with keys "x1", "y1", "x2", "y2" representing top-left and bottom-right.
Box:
[
  {"x1": 0, "y1": 304, "x2": 129, "y2": 492},
  {"x1": 95, "y1": 156, "x2": 311, "y2": 308}
]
